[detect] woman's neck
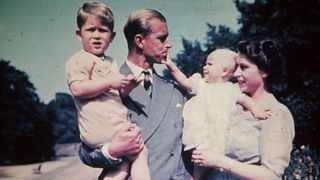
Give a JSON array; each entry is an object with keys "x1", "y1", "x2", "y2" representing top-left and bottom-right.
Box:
[{"x1": 251, "y1": 86, "x2": 270, "y2": 102}]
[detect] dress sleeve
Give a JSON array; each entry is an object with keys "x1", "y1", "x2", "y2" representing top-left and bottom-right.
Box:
[
  {"x1": 230, "y1": 82, "x2": 243, "y2": 102},
  {"x1": 260, "y1": 105, "x2": 295, "y2": 178},
  {"x1": 189, "y1": 73, "x2": 203, "y2": 94}
]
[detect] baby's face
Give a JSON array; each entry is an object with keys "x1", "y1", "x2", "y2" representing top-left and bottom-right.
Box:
[
  {"x1": 77, "y1": 15, "x2": 115, "y2": 56},
  {"x1": 203, "y1": 57, "x2": 224, "y2": 83}
]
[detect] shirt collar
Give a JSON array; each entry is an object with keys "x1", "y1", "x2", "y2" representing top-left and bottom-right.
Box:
[{"x1": 126, "y1": 60, "x2": 154, "y2": 78}]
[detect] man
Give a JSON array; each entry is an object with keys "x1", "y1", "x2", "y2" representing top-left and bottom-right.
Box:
[
  {"x1": 119, "y1": 9, "x2": 191, "y2": 179},
  {"x1": 79, "y1": 8, "x2": 191, "y2": 180}
]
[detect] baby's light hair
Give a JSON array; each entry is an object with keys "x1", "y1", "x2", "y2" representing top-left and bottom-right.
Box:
[{"x1": 207, "y1": 49, "x2": 237, "y2": 72}]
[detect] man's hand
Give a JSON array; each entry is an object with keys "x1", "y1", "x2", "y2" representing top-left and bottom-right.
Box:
[{"x1": 108, "y1": 123, "x2": 144, "y2": 158}]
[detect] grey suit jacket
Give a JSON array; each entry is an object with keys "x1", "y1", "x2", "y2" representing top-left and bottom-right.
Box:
[{"x1": 120, "y1": 63, "x2": 191, "y2": 180}]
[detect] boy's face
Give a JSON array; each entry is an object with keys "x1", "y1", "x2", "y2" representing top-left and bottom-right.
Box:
[
  {"x1": 76, "y1": 15, "x2": 115, "y2": 56},
  {"x1": 203, "y1": 56, "x2": 223, "y2": 83}
]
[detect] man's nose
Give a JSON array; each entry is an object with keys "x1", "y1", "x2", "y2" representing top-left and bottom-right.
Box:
[{"x1": 165, "y1": 38, "x2": 172, "y2": 48}]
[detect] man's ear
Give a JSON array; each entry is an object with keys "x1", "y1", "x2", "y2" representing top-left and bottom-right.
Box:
[
  {"x1": 76, "y1": 28, "x2": 82, "y2": 41},
  {"x1": 134, "y1": 34, "x2": 144, "y2": 49}
]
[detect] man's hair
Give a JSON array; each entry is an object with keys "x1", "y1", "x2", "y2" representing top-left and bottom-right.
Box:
[
  {"x1": 77, "y1": 2, "x2": 114, "y2": 31},
  {"x1": 123, "y1": 9, "x2": 166, "y2": 51}
]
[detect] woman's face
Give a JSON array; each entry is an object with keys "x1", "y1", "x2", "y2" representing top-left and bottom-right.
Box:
[{"x1": 234, "y1": 53, "x2": 267, "y2": 96}]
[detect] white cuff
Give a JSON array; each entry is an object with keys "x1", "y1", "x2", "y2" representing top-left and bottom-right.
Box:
[{"x1": 101, "y1": 143, "x2": 120, "y2": 161}]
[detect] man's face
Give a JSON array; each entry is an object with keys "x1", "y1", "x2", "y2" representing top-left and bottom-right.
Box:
[
  {"x1": 142, "y1": 18, "x2": 172, "y2": 64},
  {"x1": 77, "y1": 15, "x2": 115, "y2": 56}
]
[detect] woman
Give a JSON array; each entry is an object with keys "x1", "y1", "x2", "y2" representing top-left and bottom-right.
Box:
[{"x1": 192, "y1": 39, "x2": 295, "y2": 179}]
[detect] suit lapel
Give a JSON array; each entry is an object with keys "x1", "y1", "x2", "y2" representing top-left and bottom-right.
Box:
[
  {"x1": 120, "y1": 63, "x2": 151, "y2": 115},
  {"x1": 142, "y1": 74, "x2": 173, "y2": 141},
  {"x1": 120, "y1": 63, "x2": 174, "y2": 141}
]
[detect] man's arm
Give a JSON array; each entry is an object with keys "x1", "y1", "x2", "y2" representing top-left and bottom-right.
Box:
[{"x1": 79, "y1": 123, "x2": 143, "y2": 168}]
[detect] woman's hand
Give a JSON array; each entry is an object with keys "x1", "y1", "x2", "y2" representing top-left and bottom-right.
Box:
[{"x1": 191, "y1": 148, "x2": 226, "y2": 168}]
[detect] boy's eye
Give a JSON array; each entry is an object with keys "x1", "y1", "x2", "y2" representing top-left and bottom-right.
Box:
[
  {"x1": 99, "y1": 28, "x2": 109, "y2": 33},
  {"x1": 86, "y1": 28, "x2": 95, "y2": 32}
]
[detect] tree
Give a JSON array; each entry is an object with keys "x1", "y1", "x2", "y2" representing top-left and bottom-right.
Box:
[
  {"x1": 165, "y1": 25, "x2": 239, "y2": 78},
  {"x1": 47, "y1": 93, "x2": 80, "y2": 144},
  {"x1": 0, "y1": 60, "x2": 54, "y2": 165}
]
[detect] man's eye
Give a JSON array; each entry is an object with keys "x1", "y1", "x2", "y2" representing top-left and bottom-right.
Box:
[{"x1": 159, "y1": 36, "x2": 167, "y2": 42}]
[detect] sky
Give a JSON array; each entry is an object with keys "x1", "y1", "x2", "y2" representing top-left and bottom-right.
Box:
[{"x1": 0, "y1": 0, "x2": 240, "y2": 103}]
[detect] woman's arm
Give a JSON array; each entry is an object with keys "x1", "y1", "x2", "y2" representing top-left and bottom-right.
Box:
[{"x1": 192, "y1": 149, "x2": 277, "y2": 180}]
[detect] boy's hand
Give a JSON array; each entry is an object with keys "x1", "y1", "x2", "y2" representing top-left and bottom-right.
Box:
[
  {"x1": 109, "y1": 73, "x2": 127, "y2": 90},
  {"x1": 120, "y1": 74, "x2": 141, "y2": 96}
]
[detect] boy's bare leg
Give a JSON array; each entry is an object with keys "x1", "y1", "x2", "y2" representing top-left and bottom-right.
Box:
[
  {"x1": 99, "y1": 161, "x2": 130, "y2": 180},
  {"x1": 130, "y1": 145, "x2": 151, "y2": 180},
  {"x1": 192, "y1": 165, "x2": 208, "y2": 180}
]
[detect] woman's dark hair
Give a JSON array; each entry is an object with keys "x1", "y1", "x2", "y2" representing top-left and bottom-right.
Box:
[{"x1": 236, "y1": 39, "x2": 286, "y2": 91}]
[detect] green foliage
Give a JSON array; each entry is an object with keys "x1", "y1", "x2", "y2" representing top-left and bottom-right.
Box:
[
  {"x1": 204, "y1": 24, "x2": 240, "y2": 53},
  {"x1": 0, "y1": 60, "x2": 54, "y2": 165},
  {"x1": 165, "y1": 25, "x2": 239, "y2": 78},
  {"x1": 284, "y1": 145, "x2": 320, "y2": 179},
  {"x1": 47, "y1": 93, "x2": 79, "y2": 144}
]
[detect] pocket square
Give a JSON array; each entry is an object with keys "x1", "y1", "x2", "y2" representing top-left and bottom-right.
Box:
[{"x1": 176, "y1": 103, "x2": 182, "y2": 108}]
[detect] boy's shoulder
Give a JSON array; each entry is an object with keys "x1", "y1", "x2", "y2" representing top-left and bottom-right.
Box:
[{"x1": 67, "y1": 50, "x2": 99, "y2": 62}]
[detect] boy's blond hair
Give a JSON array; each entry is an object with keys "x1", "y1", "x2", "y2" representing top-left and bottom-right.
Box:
[{"x1": 77, "y1": 2, "x2": 114, "y2": 31}]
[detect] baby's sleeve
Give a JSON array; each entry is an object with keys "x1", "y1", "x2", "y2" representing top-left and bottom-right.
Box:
[
  {"x1": 230, "y1": 82, "x2": 243, "y2": 103},
  {"x1": 189, "y1": 73, "x2": 203, "y2": 94}
]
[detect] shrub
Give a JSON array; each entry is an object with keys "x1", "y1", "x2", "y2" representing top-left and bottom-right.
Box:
[{"x1": 284, "y1": 145, "x2": 320, "y2": 179}]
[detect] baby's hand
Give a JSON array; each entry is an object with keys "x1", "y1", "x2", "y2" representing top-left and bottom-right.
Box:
[
  {"x1": 161, "y1": 51, "x2": 174, "y2": 69},
  {"x1": 253, "y1": 108, "x2": 271, "y2": 120}
]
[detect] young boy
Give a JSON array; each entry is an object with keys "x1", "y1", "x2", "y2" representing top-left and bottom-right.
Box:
[
  {"x1": 65, "y1": 2, "x2": 150, "y2": 180},
  {"x1": 162, "y1": 49, "x2": 270, "y2": 179}
]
